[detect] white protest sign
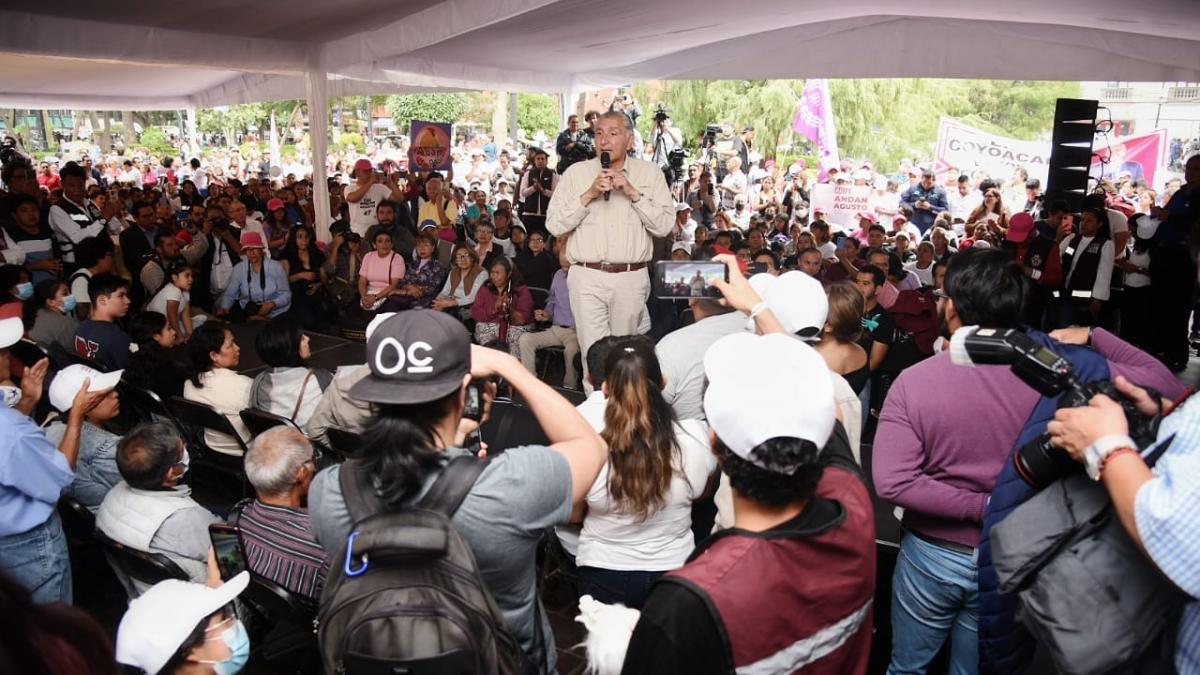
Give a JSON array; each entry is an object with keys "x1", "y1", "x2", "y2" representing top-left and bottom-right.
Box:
[{"x1": 809, "y1": 183, "x2": 874, "y2": 231}]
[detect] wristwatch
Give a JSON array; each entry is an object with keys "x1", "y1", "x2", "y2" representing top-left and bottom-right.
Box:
[{"x1": 1083, "y1": 434, "x2": 1136, "y2": 481}]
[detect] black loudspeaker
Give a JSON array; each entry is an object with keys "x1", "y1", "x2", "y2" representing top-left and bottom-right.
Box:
[{"x1": 1044, "y1": 98, "x2": 1098, "y2": 213}]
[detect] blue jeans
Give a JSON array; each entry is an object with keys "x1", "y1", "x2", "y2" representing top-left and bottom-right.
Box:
[
  {"x1": 0, "y1": 511, "x2": 72, "y2": 604},
  {"x1": 887, "y1": 532, "x2": 979, "y2": 675},
  {"x1": 576, "y1": 566, "x2": 663, "y2": 610}
]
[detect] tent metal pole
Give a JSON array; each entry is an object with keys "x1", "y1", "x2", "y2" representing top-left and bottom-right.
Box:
[{"x1": 307, "y1": 71, "x2": 332, "y2": 242}]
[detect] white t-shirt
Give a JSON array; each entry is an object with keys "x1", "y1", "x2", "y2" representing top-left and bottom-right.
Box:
[
  {"x1": 905, "y1": 260, "x2": 936, "y2": 287},
  {"x1": 148, "y1": 283, "x2": 189, "y2": 318},
  {"x1": 577, "y1": 419, "x2": 716, "y2": 571},
  {"x1": 349, "y1": 183, "x2": 393, "y2": 236}
]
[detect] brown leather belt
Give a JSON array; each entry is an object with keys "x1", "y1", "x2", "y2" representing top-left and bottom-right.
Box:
[
  {"x1": 911, "y1": 529, "x2": 976, "y2": 556},
  {"x1": 577, "y1": 261, "x2": 648, "y2": 273}
]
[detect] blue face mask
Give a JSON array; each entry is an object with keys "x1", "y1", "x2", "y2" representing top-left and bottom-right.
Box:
[
  {"x1": 14, "y1": 282, "x2": 33, "y2": 300},
  {"x1": 61, "y1": 295, "x2": 77, "y2": 313},
  {"x1": 200, "y1": 619, "x2": 250, "y2": 675}
]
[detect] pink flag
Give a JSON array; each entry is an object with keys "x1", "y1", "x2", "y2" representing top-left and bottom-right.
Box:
[{"x1": 793, "y1": 79, "x2": 840, "y2": 181}]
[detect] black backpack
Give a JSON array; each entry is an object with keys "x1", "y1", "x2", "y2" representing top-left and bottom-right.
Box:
[{"x1": 317, "y1": 456, "x2": 523, "y2": 675}]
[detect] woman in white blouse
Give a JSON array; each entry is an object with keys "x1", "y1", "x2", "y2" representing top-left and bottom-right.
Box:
[
  {"x1": 575, "y1": 336, "x2": 717, "y2": 610},
  {"x1": 431, "y1": 243, "x2": 486, "y2": 323},
  {"x1": 183, "y1": 322, "x2": 253, "y2": 455}
]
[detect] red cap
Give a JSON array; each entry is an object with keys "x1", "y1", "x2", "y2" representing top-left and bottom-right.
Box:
[
  {"x1": 352, "y1": 158, "x2": 373, "y2": 177},
  {"x1": 858, "y1": 211, "x2": 878, "y2": 224},
  {"x1": 266, "y1": 197, "x2": 285, "y2": 212},
  {"x1": 1006, "y1": 212, "x2": 1035, "y2": 243},
  {"x1": 239, "y1": 231, "x2": 266, "y2": 250},
  {"x1": 174, "y1": 229, "x2": 193, "y2": 245}
]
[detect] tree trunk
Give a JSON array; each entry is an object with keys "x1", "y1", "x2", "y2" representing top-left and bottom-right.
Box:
[
  {"x1": 121, "y1": 110, "x2": 134, "y2": 146},
  {"x1": 40, "y1": 109, "x2": 54, "y2": 150},
  {"x1": 98, "y1": 111, "x2": 113, "y2": 153}
]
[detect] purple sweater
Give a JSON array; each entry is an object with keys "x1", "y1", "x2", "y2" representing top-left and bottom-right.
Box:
[{"x1": 873, "y1": 329, "x2": 1183, "y2": 547}]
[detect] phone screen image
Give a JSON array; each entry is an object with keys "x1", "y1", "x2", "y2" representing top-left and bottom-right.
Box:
[
  {"x1": 464, "y1": 382, "x2": 483, "y2": 421},
  {"x1": 653, "y1": 261, "x2": 728, "y2": 300},
  {"x1": 209, "y1": 524, "x2": 247, "y2": 581}
]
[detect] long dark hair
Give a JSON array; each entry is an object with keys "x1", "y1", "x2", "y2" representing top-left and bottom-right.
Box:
[
  {"x1": 360, "y1": 391, "x2": 461, "y2": 507},
  {"x1": 186, "y1": 321, "x2": 230, "y2": 387},
  {"x1": 255, "y1": 315, "x2": 305, "y2": 368},
  {"x1": 281, "y1": 223, "x2": 325, "y2": 270},
  {"x1": 601, "y1": 336, "x2": 681, "y2": 520}
]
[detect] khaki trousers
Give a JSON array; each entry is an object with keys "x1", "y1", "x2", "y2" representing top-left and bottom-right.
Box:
[
  {"x1": 518, "y1": 325, "x2": 581, "y2": 389},
  {"x1": 566, "y1": 265, "x2": 650, "y2": 390}
]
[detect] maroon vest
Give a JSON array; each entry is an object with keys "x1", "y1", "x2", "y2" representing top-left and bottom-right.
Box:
[{"x1": 668, "y1": 466, "x2": 877, "y2": 674}]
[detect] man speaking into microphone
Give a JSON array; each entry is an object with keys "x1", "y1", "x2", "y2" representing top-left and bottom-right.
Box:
[{"x1": 548, "y1": 111, "x2": 674, "y2": 386}]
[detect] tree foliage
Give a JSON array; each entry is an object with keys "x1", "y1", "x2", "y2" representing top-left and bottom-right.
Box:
[
  {"x1": 638, "y1": 78, "x2": 1080, "y2": 169},
  {"x1": 385, "y1": 94, "x2": 471, "y2": 128},
  {"x1": 138, "y1": 127, "x2": 175, "y2": 156},
  {"x1": 517, "y1": 94, "x2": 560, "y2": 140}
]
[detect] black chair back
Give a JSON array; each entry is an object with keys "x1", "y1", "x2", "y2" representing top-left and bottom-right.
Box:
[
  {"x1": 239, "y1": 408, "x2": 301, "y2": 438},
  {"x1": 481, "y1": 398, "x2": 551, "y2": 452},
  {"x1": 165, "y1": 396, "x2": 250, "y2": 498},
  {"x1": 9, "y1": 338, "x2": 49, "y2": 368},
  {"x1": 57, "y1": 495, "x2": 96, "y2": 545},
  {"x1": 550, "y1": 385, "x2": 586, "y2": 406},
  {"x1": 95, "y1": 530, "x2": 189, "y2": 596},
  {"x1": 325, "y1": 428, "x2": 363, "y2": 460},
  {"x1": 527, "y1": 286, "x2": 549, "y2": 310},
  {"x1": 68, "y1": 352, "x2": 108, "y2": 371},
  {"x1": 118, "y1": 381, "x2": 175, "y2": 425},
  {"x1": 167, "y1": 396, "x2": 252, "y2": 455}
]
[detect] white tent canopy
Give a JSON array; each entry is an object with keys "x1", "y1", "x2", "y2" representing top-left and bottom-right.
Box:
[
  {"x1": 4, "y1": 0, "x2": 1200, "y2": 236},
  {"x1": 3, "y1": 0, "x2": 1200, "y2": 110}
]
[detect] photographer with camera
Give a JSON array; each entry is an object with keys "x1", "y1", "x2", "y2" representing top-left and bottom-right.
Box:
[
  {"x1": 1046, "y1": 364, "x2": 1199, "y2": 673},
  {"x1": 872, "y1": 248, "x2": 1181, "y2": 675},
  {"x1": 556, "y1": 114, "x2": 596, "y2": 175}
]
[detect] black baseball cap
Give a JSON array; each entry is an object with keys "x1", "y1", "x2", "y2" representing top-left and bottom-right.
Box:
[{"x1": 349, "y1": 310, "x2": 471, "y2": 405}]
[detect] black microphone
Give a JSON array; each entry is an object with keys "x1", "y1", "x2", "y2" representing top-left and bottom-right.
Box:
[{"x1": 600, "y1": 151, "x2": 611, "y2": 201}]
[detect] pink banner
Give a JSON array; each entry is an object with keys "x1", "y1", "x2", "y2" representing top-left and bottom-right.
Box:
[{"x1": 1090, "y1": 129, "x2": 1167, "y2": 188}]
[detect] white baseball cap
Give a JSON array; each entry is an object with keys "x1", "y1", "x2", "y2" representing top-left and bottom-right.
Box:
[
  {"x1": 116, "y1": 572, "x2": 249, "y2": 675},
  {"x1": 0, "y1": 317, "x2": 22, "y2": 349},
  {"x1": 703, "y1": 332, "x2": 835, "y2": 470},
  {"x1": 752, "y1": 271, "x2": 828, "y2": 340},
  {"x1": 48, "y1": 364, "x2": 123, "y2": 412}
]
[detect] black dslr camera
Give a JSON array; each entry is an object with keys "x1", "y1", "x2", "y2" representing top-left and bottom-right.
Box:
[
  {"x1": 950, "y1": 327, "x2": 1160, "y2": 488},
  {"x1": 702, "y1": 124, "x2": 721, "y2": 148},
  {"x1": 653, "y1": 104, "x2": 670, "y2": 124}
]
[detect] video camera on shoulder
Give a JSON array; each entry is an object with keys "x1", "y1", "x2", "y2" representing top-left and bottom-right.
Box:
[{"x1": 950, "y1": 326, "x2": 1161, "y2": 489}]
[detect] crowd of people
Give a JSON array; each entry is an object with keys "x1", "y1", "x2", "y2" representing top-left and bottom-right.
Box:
[{"x1": 0, "y1": 100, "x2": 1197, "y2": 675}]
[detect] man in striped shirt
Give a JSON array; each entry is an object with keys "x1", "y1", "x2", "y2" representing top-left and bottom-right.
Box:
[{"x1": 238, "y1": 427, "x2": 329, "y2": 600}]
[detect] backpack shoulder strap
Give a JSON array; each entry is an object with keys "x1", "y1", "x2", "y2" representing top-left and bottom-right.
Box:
[
  {"x1": 418, "y1": 455, "x2": 490, "y2": 517},
  {"x1": 339, "y1": 459, "x2": 388, "y2": 523}
]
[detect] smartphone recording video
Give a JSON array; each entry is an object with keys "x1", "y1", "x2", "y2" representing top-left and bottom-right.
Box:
[
  {"x1": 653, "y1": 261, "x2": 728, "y2": 300},
  {"x1": 208, "y1": 524, "x2": 246, "y2": 582}
]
